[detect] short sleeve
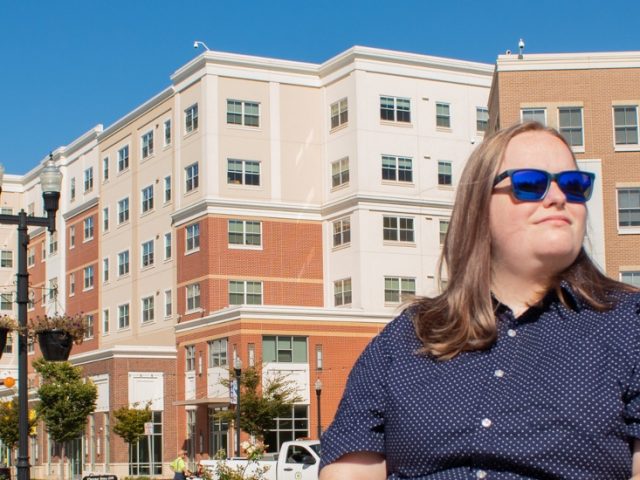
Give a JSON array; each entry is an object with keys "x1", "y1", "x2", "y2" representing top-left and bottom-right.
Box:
[{"x1": 319, "y1": 327, "x2": 391, "y2": 469}]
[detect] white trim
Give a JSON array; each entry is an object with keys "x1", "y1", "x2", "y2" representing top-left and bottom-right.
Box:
[{"x1": 497, "y1": 51, "x2": 640, "y2": 72}]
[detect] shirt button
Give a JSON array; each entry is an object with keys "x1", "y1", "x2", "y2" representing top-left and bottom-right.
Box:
[
  {"x1": 476, "y1": 470, "x2": 487, "y2": 479},
  {"x1": 481, "y1": 418, "x2": 492, "y2": 428},
  {"x1": 494, "y1": 369, "x2": 505, "y2": 378},
  {"x1": 507, "y1": 329, "x2": 516, "y2": 337}
]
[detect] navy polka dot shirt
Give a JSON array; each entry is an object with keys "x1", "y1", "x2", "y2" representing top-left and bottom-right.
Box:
[{"x1": 320, "y1": 287, "x2": 640, "y2": 479}]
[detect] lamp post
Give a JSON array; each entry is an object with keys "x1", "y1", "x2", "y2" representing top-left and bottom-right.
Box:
[
  {"x1": 234, "y1": 357, "x2": 242, "y2": 458},
  {"x1": 0, "y1": 155, "x2": 62, "y2": 480},
  {"x1": 314, "y1": 379, "x2": 322, "y2": 440}
]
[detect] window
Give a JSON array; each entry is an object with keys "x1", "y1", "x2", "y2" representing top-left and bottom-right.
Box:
[
  {"x1": 102, "y1": 309, "x2": 109, "y2": 335},
  {"x1": 69, "y1": 273, "x2": 75, "y2": 296},
  {"x1": 118, "y1": 145, "x2": 130, "y2": 171},
  {"x1": 264, "y1": 405, "x2": 308, "y2": 453},
  {"x1": 164, "y1": 176, "x2": 172, "y2": 202},
  {"x1": 3, "y1": 333, "x2": 12, "y2": 354},
  {"x1": 614, "y1": 106, "x2": 639, "y2": 145},
  {"x1": 118, "y1": 198, "x2": 130, "y2": 224},
  {"x1": 185, "y1": 163, "x2": 199, "y2": 192},
  {"x1": 84, "y1": 266, "x2": 94, "y2": 290},
  {"x1": 521, "y1": 108, "x2": 546, "y2": 125},
  {"x1": 227, "y1": 159, "x2": 260, "y2": 186},
  {"x1": 129, "y1": 410, "x2": 162, "y2": 476},
  {"x1": 227, "y1": 100, "x2": 259, "y2": 127},
  {"x1": 621, "y1": 271, "x2": 640, "y2": 287},
  {"x1": 141, "y1": 240, "x2": 154, "y2": 267},
  {"x1": 185, "y1": 104, "x2": 199, "y2": 133},
  {"x1": 118, "y1": 250, "x2": 130, "y2": 276},
  {"x1": 380, "y1": 96, "x2": 411, "y2": 123},
  {"x1": 384, "y1": 276, "x2": 416, "y2": 303},
  {"x1": 103, "y1": 207, "x2": 109, "y2": 232},
  {"x1": 142, "y1": 296, "x2": 154, "y2": 323},
  {"x1": 208, "y1": 338, "x2": 228, "y2": 367},
  {"x1": 84, "y1": 167, "x2": 94, "y2": 192},
  {"x1": 262, "y1": 336, "x2": 307, "y2": 363},
  {"x1": 334, "y1": 278, "x2": 352, "y2": 306},
  {"x1": 382, "y1": 155, "x2": 412, "y2": 182},
  {"x1": 49, "y1": 231, "x2": 58, "y2": 254},
  {"x1": 438, "y1": 161, "x2": 452, "y2": 186},
  {"x1": 0, "y1": 251, "x2": 12, "y2": 268},
  {"x1": 164, "y1": 233, "x2": 172, "y2": 259},
  {"x1": 383, "y1": 216, "x2": 414, "y2": 242},
  {"x1": 316, "y1": 344, "x2": 323, "y2": 370},
  {"x1": 476, "y1": 107, "x2": 489, "y2": 132},
  {"x1": 185, "y1": 223, "x2": 200, "y2": 252},
  {"x1": 186, "y1": 283, "x2": 201, "y2": 311},
  {"x1": 70, "y1": 178, "x2": 76, "y2": 201},
  {"x1": 103, "y1": 258, "x2": 109, "y2": 283},
  {"x1": 164, "y1": 290, "x2": 172, "y2": 317},
  {"x1": 141, "y1": 131, "x2": 154, "y2": 158},
  {"x1": 332, "y1": 218, "x2": 351, "y2": 247},
  {"x1": 0, "y1": 293, "x2": 12, "y2": 310},
  {"x1": 84, "y1": 216, "x2": 94, "y2": 241},
  {"x1": 103, "y1": 157, "x2": 109, "y2": 181},
  {"x1": 48, "y1": 278, "x2": 58, "y2": 303},
  {"x1": 436, "y1": 103, "x2": 451, "y2": 128},
  {"x1": 330, "y1": 98, "x2": 348, "y2": 129},
  {"x1": 186, "y1": 345, "x2": 196, "y2": 371},
  {"x1": 41, "y1": 242, "x2": 46, "y2": 262},
  {"x1": 118, "y1": 304, "x2": 130, "y2": 329},
  {"x1": 229, "y1": 280, "x2": 262, "y2": 305},
  {"x1": 439, "y1": 219, "x2": 449, "y2": 245},
  {"x1": 84, "y1": 314, "x2": 94, "y2": 339},
  {"x1": 141, "y1": 185, "x2": 154, "y2": 213},
  {"x1": 331, "y1": 157, "x2": 349, "y2": 188},
  {"x1": 164, "y1": 119, "x2": 171, "y2": 146},
  {"x1": 69, "y1": 226, "x2": 76, "y2": 248},
  {"x1": 228, "y1": 220, "x2": 261, "y2": 246},
  {"x1": 618, "y1": 188, "x2": 640, "y2": 227},
  {"x1": 559, "y1": 107, "x2": 584, "y2": 147},
  {"x1": 27, "y1": 248, "x2": 35, "y2": 268}
]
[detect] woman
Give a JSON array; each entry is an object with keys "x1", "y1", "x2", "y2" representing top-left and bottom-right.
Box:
[{"x1": 319, "y1": 122, "x2": 640, "y2": 479}]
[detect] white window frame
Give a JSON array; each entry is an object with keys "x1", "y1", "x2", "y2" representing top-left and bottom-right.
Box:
[
  {"x1": 164, "y1": 176, "x2": 172, "y2": 203},
  {"x1": 617, "y1": 187, "x2": 640, "y2": 233},
  {"x1": 141, "y1": 130, "x2": 154, "y2": 159},
  {"x1": 438, "y1": 160, "x2": 453, "y2": 186},
  {"x1": 118, "y1": 303, "x2": 130, "y2": 329},
  {"x1": 521, "y1": 108, "x2": 547, "y2": 125},
  {"x1": 384, "y1": 276, "x2": 416, "y2": 304},
  {"x1": 334, "y1": 278, "x2": 352, "y2": 306},
  {"x1": 164, "y1": 289, "x2": 172, "y2": 318},
  {"x1": 84, "y1": 265, "x2": 94, "y2": 291},
  {"x1": 103, "y1": 207, "x2": 109, "y2": 232},
  {"x1": 383, "y1": 216, "x2": 415, "y2": 243},
  {"x1": 228, "y1": 280, "x2": 263, "y2": 305},
  {"x1": 330, "y1": 98, "x2": 348, "y2": 129},
  {"x1": 380, "y1": 96, "x2": 411, "y2": 123},
  {"x1": 84, "y1": 167, "x2": 94, "y2": 192},
  {"x1": 185, "y1": 104, "x2": 199, "y2": 134},
  {"x1": 381, "y1": 155, "x2": 413, "y2": 183},
  {"x1": 226, "y1": 99, "x2": 260, "y2": 127},
  {"x1": 185, "y1": 163, "x2": 199, "y2": 192},
  {"x1": 141, "y1": 296, "x2": 155, "y2": 323},
  {"x1": 164, "y1": 232, "x2": 172, "y2": 260},
  {"x1": 117, "y1": 197, "x2": 130, "y2": 224},
  {"x1": 621, "y1": 271, "x2": 640, "y2": 287},
  {"x1": 117, "y1": 145, "x2": 130, "y2": 172},
  {"x1": 84, "y1": 314, "x2": 94, "y2": 339},
  {"x1": 0, "y1": 251, "x2": 12, "y2": 268},
  {"x1": 102, "y1": 257, "x2": 109, "y2": 283},
  {"x1": 476, "y1": 107, "x2": 489, "y2": 133},
  {"x1": 164, "y1": 119, "x2": 172, "y2": 146},
  {"x1": 102, "y1": 156, "x2": 109, "y2": 182},
  {"x1": 141, "y1": 240, "x2": 154, "y2": 268},
  {"x1": 186, "y1": 283, "x2": 201, "y2": 312},
  {"x1": 436, "y1": 102, "x2": 451, "y2": 128},
  {"x1": 118, "y1": 250, "x2": 130, "y2": 277},
  {"x1": 69, "y1": 225, "x2": 76, "y2": 248},
  {"x1": 141, "y1": 185, "x2": 154, "y2": 213},
  {"x1": 102, "y1": 309, "x2": 109, "y2": 335},
  {"x1": 185, "y1": 223, "x2": 200, "y2": 253},
  {"x1": 613, "y1": 105, "x2": 639, "y2": 148},
  {"x1": 70, "y1": 178, "x2": 76, "y2": 201},
  {"x1": 228, "y1": 220, "x2": 262, "y2": 248},
  {"x1": 331, "y1": 157, "x2": 349, "y2": 189},
  {"x1": 83, "y1": 216, "x2": 94, "y2": 241},
  {"x1": 227, "y1": 159, "x2": 260, "y2": 186},
  {"x1": 332, "y1": 217, "x2": 351, "y2": 248},
  {"x1": 558, "y1": 107, "x2": 584, "y2": 150}
]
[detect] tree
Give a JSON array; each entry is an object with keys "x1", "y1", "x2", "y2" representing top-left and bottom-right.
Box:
[
  {"x1": 113, "y1": 402, "x2": 152, "y2": 445},
  {"x1": 218, "y1": 366, "x2": 302, "y2": 442},
  {"x1": 34, "y1": 359, "x2": 97, "y2": 479},
  {"x1": 0, "y1": 399, "x2": 37, "y2": 450}
]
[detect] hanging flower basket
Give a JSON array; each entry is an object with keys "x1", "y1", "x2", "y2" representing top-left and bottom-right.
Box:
[
  {"x1": 0, "y1": 315, "x2": 18, "y2": 361},
  {"x1": 28, "y1": 314, "x2": 87, "y2": 361}
]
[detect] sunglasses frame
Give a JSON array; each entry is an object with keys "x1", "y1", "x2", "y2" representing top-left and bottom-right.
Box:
[{"x1": 493, "y1": 168, "x2": 595, "y2": 203}]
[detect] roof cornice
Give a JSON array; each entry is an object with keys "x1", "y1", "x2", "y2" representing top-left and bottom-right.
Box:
[
  {"x1": 70, "y1": 345, "x2": 177, "y2": 366},
  {"x1": 497, "y1": 51, "x2": 640, "y2": 72}
]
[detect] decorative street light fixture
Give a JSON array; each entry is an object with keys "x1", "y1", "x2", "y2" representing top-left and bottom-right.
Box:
[
  {"x1": 234, "y1": 357, "x2": 243, "y2": 458},
  {"x1": 0, "y1": 154, "x2": 62, "y2": 480},
  {"x1": 314, "y1": 379, "x2": 323, "y2": 440}
]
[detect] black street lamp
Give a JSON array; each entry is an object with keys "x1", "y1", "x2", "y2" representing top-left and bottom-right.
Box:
[
  {"x1": 314, "y1": 379, "x2": 322, "y2": 440},
  {"x1": 234, "y1": 357, "x2": 242, "y2": 458},
  {"x1": 0, "y1": 155, "x2": 62, "y2": 480}
]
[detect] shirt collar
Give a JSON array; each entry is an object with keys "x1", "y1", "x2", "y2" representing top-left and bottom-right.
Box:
[{"x1": 491, "y1": 280, "x2": 583, "y2": 317}]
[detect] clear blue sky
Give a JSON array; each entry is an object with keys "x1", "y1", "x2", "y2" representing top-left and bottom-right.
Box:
[{"x1": 1, "y1": 0, "x2": 638, "y2": 174}]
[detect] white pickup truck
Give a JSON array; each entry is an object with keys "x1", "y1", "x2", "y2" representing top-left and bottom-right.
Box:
[{"x1": 200, "y1": 440, "x2": 321, "y2": 480}]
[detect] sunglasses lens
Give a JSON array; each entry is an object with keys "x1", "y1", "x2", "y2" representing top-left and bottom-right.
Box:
[
  {"x1": 557, "y1": 172, "x2": 593, "y2": 202},
  {"x1": 510, "y1": 170, "x2": 549, "y2": 200}
]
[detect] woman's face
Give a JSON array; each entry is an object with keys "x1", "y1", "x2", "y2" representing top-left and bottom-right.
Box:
[{"x1": 489, "y1": 130, "x2": 587, "y2": 277}]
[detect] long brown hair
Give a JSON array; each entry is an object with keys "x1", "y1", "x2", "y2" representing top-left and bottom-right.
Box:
[{"x1": 412, "y1": 122, "x2": 634, "y2": 360}]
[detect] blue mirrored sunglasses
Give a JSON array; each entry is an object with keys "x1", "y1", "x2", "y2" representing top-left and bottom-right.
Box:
[{"x1": 493, "y1": 169, "x2": 595, "y2": 203}]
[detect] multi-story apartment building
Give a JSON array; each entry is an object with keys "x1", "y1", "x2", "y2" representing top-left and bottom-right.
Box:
[
  {"x1": 0, "y1": 46, "x2": 492, "y2": 478},
  {"x1": 488, "y1": 51, "x2": 640, "y2": 278}
]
